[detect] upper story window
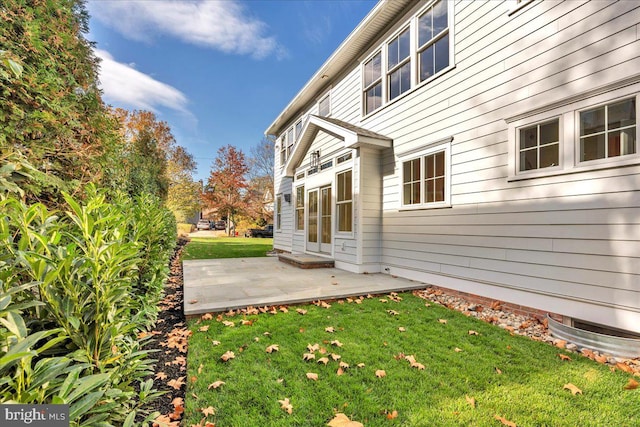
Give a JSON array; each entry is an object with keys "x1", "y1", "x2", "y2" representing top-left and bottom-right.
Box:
[
  {"x1": 518, "y1": 119, "x2": 560, "y2": 172},
  {"x1": 362, "y1": 0, "x2": 453, "y2": 116},
  {"x1": 579, "y1": 98, "x2": 636, "y2": 162},
  {"x1": 286, "y1": 127, "x2": 294, "y2": 155},
  {"x1": 387, "y1": 27, "x2": 411, "y2": 101},
  {"x1": 364, "y1": 52, "x2": 382, "y2": 115},
  {"x1": 418, "y1": 0, "x2": 449, "y2": 83},
  {"x1": 279, "y1": 137, "x2": 286, "y2": 166},
  {"x1": 295, "y1": 119, "x2": 303, "y2": 138},
  {"x1": 318, "y1": 93, "x2": 331, "y2": 117}
]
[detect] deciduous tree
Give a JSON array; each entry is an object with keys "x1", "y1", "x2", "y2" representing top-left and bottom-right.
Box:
[{"x1": 203, "y1": 145, "x2": 248, "y2": 235}]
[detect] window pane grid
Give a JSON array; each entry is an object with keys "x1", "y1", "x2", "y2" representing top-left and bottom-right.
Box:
[
  {"x1": 295, "y1": 186, "x2": 304, "y2": 231},
  {"x1": 580, "y1": 99, "x2": 636, "y2": 161},
  {"x1": 424, "y1": 152, "x2": 445, "y2": 203},
  {"x1": 336, "y1": 170, "x2": 353, "y2": 232},
  {"x1": 518, "y1": 119, "x2": 559, "y2": 171}
]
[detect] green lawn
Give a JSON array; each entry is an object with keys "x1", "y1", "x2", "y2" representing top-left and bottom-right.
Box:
[
  {"x1": 185, "y1": 292, "x2": 638, "y2": 426},
  {"x1": 181, "y1": 237, "x2": 273, "y2": 260}
]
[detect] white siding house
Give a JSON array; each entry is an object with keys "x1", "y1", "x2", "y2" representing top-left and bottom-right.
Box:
[{"x1": 266, "y1": 0, "x2": 640, "y2": 335}]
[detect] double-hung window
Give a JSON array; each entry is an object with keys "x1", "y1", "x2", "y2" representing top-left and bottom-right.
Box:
[
  {"x1": 295, "y1": 186, "x2": 304, "y2": 231},
  {"x1": 418, "y1": 0, "x2": 449, "y2": 83},
  {"x1": 579, "y1": 98, "x2": 636, "y2": 162},
  {"x1": 387, "y1": 27, "x2": 411, "y2": 101},
  {"x1": 336, "y1": 170, "x2": 353, "y2": 232},
  {"x1": 401, "y1": 141, "x2": 450, "y2": 209},
  {"x1": 286, "y1": 127, "x2": 294, "y2": 156},
  {"x1": 279, "y1": 137, "x2": 286, "y2": 166},
  {"x1": 364, "y1": 52, "x2": 382, "y2": 115}
]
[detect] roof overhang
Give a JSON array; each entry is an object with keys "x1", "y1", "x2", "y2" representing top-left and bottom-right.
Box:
[
  {"x1": 265, "y1": 0, "x2": 415, "y2": 137},
  {"x1": 284, "y1": 115, "x2": 392, "y2": 176}
]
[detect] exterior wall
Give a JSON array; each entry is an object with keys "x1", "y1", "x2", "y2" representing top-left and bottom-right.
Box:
[
  {"x1": 271, "y1": 0, "x2": 640, "y2": 332},
  {"x1": 373, "y1": 0, "x2": 640, "y2": 332}
]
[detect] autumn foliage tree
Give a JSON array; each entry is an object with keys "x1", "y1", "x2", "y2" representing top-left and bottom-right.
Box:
[
  {"x1": 245, "y1": 137, "x2": 275, "y2": 225},
  {"x1": 203, "y1": 145, "x2": 249, "y2": 235}
]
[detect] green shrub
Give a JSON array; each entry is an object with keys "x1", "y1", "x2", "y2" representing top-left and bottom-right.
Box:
[{"x1": 0, "y1": 186, "x2": 176, "y2": 425}]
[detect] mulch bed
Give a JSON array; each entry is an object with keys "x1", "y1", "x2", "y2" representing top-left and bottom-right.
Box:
[{"x1": 138, "y1": 237, "x2": 189, "y2": 426}]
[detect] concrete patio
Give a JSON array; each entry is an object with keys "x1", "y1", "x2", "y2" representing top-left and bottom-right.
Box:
[{"x1": 183, "y1": 257, "x2": 429, "y2": 316}]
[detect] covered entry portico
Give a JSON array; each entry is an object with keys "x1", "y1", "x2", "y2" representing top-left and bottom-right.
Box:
[{"x1": 280, "y1": 115, "x2": 392, "y2": 273}]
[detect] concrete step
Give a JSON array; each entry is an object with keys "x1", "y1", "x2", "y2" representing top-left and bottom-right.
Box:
[{"x1": 278, "y1": 253, "x2": 334, "y2": 269}]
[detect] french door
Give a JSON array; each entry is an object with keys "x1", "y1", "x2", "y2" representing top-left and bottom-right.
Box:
[{"x1": 306, "y1": 186, "x2": 332, "y2": 254}]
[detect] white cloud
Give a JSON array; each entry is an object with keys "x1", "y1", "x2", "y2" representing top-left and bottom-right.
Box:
[
  {"x1": 95, "y1": 49, "x2": 189, "y2": 113},
  {"x1": 89, "y1": 0, "x2": 284, "y2": 59}
]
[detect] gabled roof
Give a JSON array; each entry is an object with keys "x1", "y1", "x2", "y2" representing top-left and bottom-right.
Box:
[
  {"x1": 284, "y1": 115, "x2": 392, "y2": 176},
  {"x1": 265, "y1": 0, "x2": 415, "y2": 137}
]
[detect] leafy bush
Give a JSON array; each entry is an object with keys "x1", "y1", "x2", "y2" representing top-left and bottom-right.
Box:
[{"x1": 0, "y1": 186, "x2": 176, "y2": 425}]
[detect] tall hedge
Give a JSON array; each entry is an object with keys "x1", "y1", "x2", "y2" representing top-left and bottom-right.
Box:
[{"x1": 0, "y1": 186, "x2": 176, "y2": 426}]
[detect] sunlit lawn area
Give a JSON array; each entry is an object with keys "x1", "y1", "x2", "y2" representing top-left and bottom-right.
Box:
[
  {"x1": 185, "y1": 292, "x2": 638, "y2": 426},
  {"x1": 182, "y1": 236, "x2": 273, "y2": 260}
]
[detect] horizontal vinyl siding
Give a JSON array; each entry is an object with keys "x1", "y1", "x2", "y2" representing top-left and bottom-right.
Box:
[{"x1": 372, "y1": 0, "x2": 640, "y2": 329}]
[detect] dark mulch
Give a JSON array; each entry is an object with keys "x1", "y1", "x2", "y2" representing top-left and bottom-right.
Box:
[{"x1": 138, "y1": 237, "x2": 189, "y2": 424}]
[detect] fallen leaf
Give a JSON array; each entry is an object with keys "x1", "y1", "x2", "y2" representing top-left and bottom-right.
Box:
[
  {"x1": 198, "y1": 325, "x2": 209, "y2": 332},
  {"x1": 563, "y1": 383, "x2": 582, "y2": 395},
  {"x1": 495, "y1": 367, "x2": 502, "y2": 375},
  {"x1": 172, "y1": 397, "x2": 184, "y2": 408},
  {"x1": 375, "y1": 370, "x2": 386, "y2": 378},
  {"x1": 330, "y1": 353, "x2": 341, "y2": 361},
  {"x1": 200, "y1": 406, "x2": 215, "y2": 417},
  {"x1": 386, "y1": 410, "x2": 398, "y2": 419},
  {"x1": 317, "y1": 357, "x2": 330, "y2": 365},
  {"x1": 494, "y1": 414, "x2": 516, "y2": 426},
  {"x1": 336, "y1": 367, "x2": 344, "y2": 376},
  {"x1": 308, "y1": 343, "x2": 320, "y2": 352},
  {"x1": 208, "y1": 381, "x2": 225, "y2": 390},
  {"x1": 167, "y1": 377, "x2": 185, "y2": 390},
  {"x1": 280, "y1": 306, "x2": 289, "y2": 313},
  {"x1": 303, "y1": 353, "x2": 316, "y2": 361},
  {"x1": 617, "y1": 362, "x2": 634, "y2": 374},
  {"x1": 190, "y1": 375, "x2": 197, "y2": 383},
  {"x1": 241, "y1": 319, "x2": 254, "y2": 326},
  {"x1": 201, "y1": 313, "x2": 213, "y2": 320},
  {"x1": 188, "y1": 299, "x2": 198, "y2": 304},
  {"x1": 222, "y1": 321, "x2": 235, "y2": 327},
  {"x1": 387, "y1": 310, "x2": 399, "y2": 315},
  {"x1": 153, "y1": 414, "x2": 180, "y2": 427},
  {"x1": 411, "y1": 362, "x2": 425, "y2": 370},
  {"x1": 211, "y1": 340, "x2": 221, "y2": 346},
  {"x1": 357, "y1": 363, "x2": 366, "y2": 368},
  {"x1": 296, "y1": 309, "x2": 308, "y2": 315},
  {"x1": 558, "y1": 354, "x2": 572, "y2": 361},
  {"x1": 398, "y1": 327, "x2": 406, "y2": 332},
  {"x1": 468, "y1": 330, "x2": 479, "y2": 336},
  {"x1": 555, "y1": 340, "x2": 567, "y2": 349},
  {"x1": 325, "y1": 326, "x2": 336, "y2": 333},
  {"x1": 327, "y1": 413, "x2": 364, "y2": 427},
  {"x1": 595, "y1": 354, "x2": 608, "y2": 364},
  {"x1": 454, "y1": 348, "x2": 462, "y2": 353},
  {"x1": 465, "y1": 395, "x2": 476, "y2": 407},
  {"x1": 438, "y1": 319, "x2": 448, "y2": 324},
  {"x1": 306, "y1": 372, "x2": 319, "y2": 381},
  {"x1": 624, "y1": 378, "x2": 639, "y2": 390},
  {"x1": 220, "y1": 351, "x2": 235, "y2": 362},
  {"x1": 339, "y1": 361, "x2": 350, "y2": 369},
  {"x1": 379, "y1": 298, "x2": 388, "y2": 303},
  {"x1": 278, "y1": 398, "x2": 293, "y2": 414},
  {"x1": 266, "y1": 344, "x2": 280, "y2": 353},
  {"x1": 331, "y1": 340, "x2": 343, "y2": 347},
  {"x1": 156, "y1": 372, "x2": 168, "y2": 380}
]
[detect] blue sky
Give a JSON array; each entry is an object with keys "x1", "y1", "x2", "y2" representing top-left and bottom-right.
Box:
[{"x1": 87, "y1": 0, "x2": 377, "y2": 182}]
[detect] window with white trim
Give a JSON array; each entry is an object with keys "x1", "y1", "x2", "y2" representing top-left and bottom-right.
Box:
[
  {"x1": 518, "y1": 118, "x2": 560, "y2": 172},
  {"x1": 318, "y1": 93, "x2": 331, "y2": 117},
  {"x1": 286, "y1": 127, "x2": 294, "y2": 156},
  {"x1": 295, "y1": 119, "x2": 303, "y2": 139},
  {"x1": 507, "y1": 92, "x2": 640, "y2": 180},
  {"x1": 279, "y1": 137, "x2": 286, "y2": 166},
  {"x1": 361, "y1": 0, "x2": 453, "y2": 116},
  {"x1": 276, "y1": 194, "x2": 282, "y2": 231},
  {"x1": 364, "y1": 51, "x2": 382, "y2": 115},
  {"x1": 336, "y1": 170, "x2": 352, "y2": 232},
  {"x1": 387, "y1": 27, "x2": 411, "y2": 101},
  {"x1": 418, "y1": 0, "x2": 449, "y2": 83},
  {"x1": 295, "y1": 185, "x2": 304, "y2": 231},
  {"x1": 400, "y1": 141, "x2": 450, "y2": 209},
  {"x1": 579, "y1": 98, "x2": 636, "y2": 162}
]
